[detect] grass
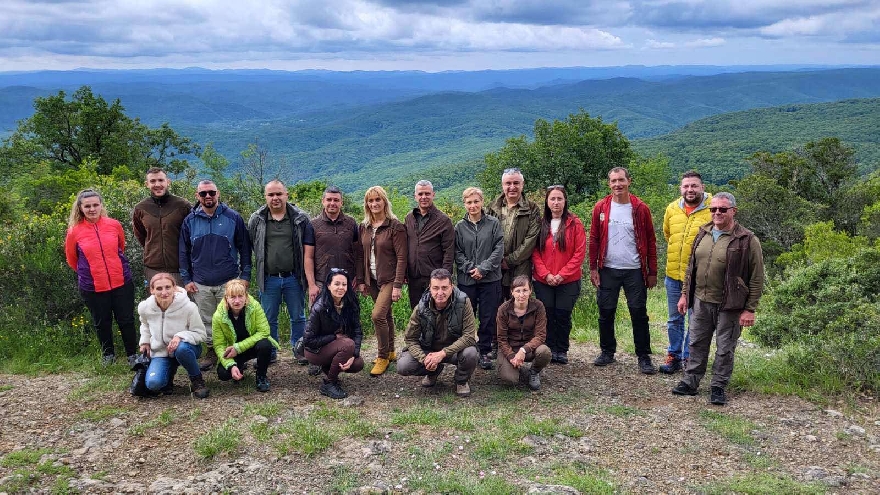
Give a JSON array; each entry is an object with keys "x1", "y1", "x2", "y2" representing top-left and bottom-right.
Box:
[
  {"x1": 193, "y1": 421, "x2": 241, "y2": 459},
  {"x1": 243, "y1": 401, "x2": 282, "y2": 418},
  {"x1": 0, "y1": 384, "x2": 13, "y2": 391},
  {"x1": 699, "y1": 410, "x2": 758, "y2": 445},
  {"x1": 67, "y1": 374, "x2": 132, "y2": 402},
  {"x1": 77, "y1": 406, "x2": 130, "y2": 421},
  {"x1": 128, "y1": 409, "x2": 176, "y2": 435},
  {"x1": 1, "y1": 448, "x2": 53, "y2": 467},
  {"x1": 0, "y1": 448, "x2": 74, "y2": 494},
  {"x1": 697, "y1": 473, "x2": 826, "y2": 494},
  {"x1": 550, "y1": 461, "x2": 616, "y2": 495},
  {"x1": 274, "y1": 417, "x2": 338, "y2": 456},
  {"x1": 329, "y1": 466, "x2": 361, "y2": 493},
  {"x1": 604, "y1": 404, "x2": 643, "y2": 418}
]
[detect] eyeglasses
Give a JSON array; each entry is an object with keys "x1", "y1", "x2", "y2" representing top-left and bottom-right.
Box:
[
  {"x1": 198, "y1": 190, "x2": 218, "y2": 198},
  {"x1": 709, "y1": 207, "x2": 733, "y2": 213}
]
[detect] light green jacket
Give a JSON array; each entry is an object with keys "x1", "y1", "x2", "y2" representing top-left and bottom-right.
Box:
[{"x1": 211, "y1": 295, "x2": 279, "y2": 369}]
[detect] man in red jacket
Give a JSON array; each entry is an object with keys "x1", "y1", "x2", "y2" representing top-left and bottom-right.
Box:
[{"x1": 589, "y1": 167, "x2": 658, "y2": 374}]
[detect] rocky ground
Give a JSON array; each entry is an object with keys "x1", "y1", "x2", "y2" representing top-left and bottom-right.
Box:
[{"x1": 0, "y1": 342, "x2": 877, "y2": 494}]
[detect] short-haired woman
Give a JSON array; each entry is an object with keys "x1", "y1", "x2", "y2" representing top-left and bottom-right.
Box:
[
  {"x1": 211, "y1": 279, "x2": 279, "y2": 392},
  {"x1": 64, "y1": 189, "x2": 138, "y2": 366},
  {"x1": 496, "y1": 275, "x2": 551, "y2": 390},
  {"x1": 138, "y1": 273, "x2": 209, "y2": 398},
  {"x1": 303, "y1": 269, "x2": 365, "y2": 399}
]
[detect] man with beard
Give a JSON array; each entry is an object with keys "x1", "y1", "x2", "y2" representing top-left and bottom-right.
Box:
[
  {"x1": 659, "y1": 171, "x2": 712, "y2": 374},
  {"x1": 132, "y1": 168, "x2": 192, "y2": 286}
]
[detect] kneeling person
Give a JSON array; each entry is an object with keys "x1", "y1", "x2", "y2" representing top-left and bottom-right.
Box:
[
  {"x1": 212, "y1": 280, "x2": 279, "y2": 392},
  {"x1": 496, "y1": 275, "x2": 551, "y2": 391},
  {"x1": 303, "y1": 269, "x2": 365, "y2": 399},
  {"x1": 397, "y1": 269, "x2": 478, "y2": 397}
]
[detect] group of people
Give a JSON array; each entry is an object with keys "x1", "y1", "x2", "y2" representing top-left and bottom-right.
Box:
[{"x1": 64, "y1": 164, "x2": 763, "y2": 405}]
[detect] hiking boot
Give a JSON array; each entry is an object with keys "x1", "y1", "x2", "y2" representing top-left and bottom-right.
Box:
[
  {"x1": 593, "y1": 352, "x2": 616, "y2": 366},
  {"x1": 388, "y1": 351, "x2": 397, "y2": 362},
  {"x1": 255, "y1": 375, "x2": 271, "y2": 393},
  {"x1": 455, "y1": 382, "x2": 471, "y2": 398},
  {"x1": 527, "y1": 369, "x2": 541, "y2": 391},
  {"x1": 518, "y1": 366, "x2": 530, "y2": 384},
  {"x1": 658, "y1": 353, "x2": 682, "y2": 374},
  {"x1": 550, "y1": 351, "x2": 559, "y2": 363},
  {"x1": 479, "y1": 354, "x2": 494, "y2": 370},
  {"x1": 671, "y1": 381, "x2": 698, "y2": 396},
  {"x1": 160, "y1": 381, "x2": 175, "y2": 395},
  {"x1": 638, "y1": 355, "x2": 657, "y2": 375},
  {"x1": 710, "y1": 386, "x2": 727, "y2": 405},
  {"x1": 489, "y1": 341, "x2": 498, "y2": 360},
  {"x1": 370, "y1": 357, "x2": 390, "y2": 376},
  {"x1": 307, "y1": 364, "x2": 322, "y2": 376},
  {"x1": 199, "y1": 352, "x2": 217, "y2": 372},
  {"x1": 102, "y1": 354, "x2": 116, "y2": 367},
  {"x1": 421, "y1": 374, "x2": 438, "y2": 388},
  {"x1": 555, "y1": 352, "x2": 568, "y2": 365},
  {"x1": 269, "y1": 352, "x2": 278, "y2": 365},
  {"x1": 127, "y1": 354, "x2": 138, "y2": 368},
  {"x1": 320, "y1": 379, "x2": 348, "y2": 399},
  {"x1": 189, "y1": 374, "x2": 210, "y2": 399},
  {"x1": 292, "y1": 337, "x2": 306, "y2": 364}
]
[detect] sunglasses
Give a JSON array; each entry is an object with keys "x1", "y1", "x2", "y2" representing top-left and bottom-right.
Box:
[
  {"x1": 330, "y1": 268, "x2": 348, "y2": 275},
  {"x1": 546, "y1": 185, "x2": 565, "y2": 191},
  {"x1": 709, "y1": 207, "x2": 733, "y2": 213},
  {"x1": 198, "y1": 190, "x2": 218, "y2": 198}
]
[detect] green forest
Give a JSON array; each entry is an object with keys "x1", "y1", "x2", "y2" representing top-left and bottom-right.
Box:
[{"x1": 1, "y1": 85, "x2": 878, "y2": 396}]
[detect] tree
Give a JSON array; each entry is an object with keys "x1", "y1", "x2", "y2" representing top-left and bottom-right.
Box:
[
  {"x1": 479, "y1": 111, "x2": 634, "y2": 203},
  {"x1": 0, "y1": 86, "x2": 197, "y2": 177}
]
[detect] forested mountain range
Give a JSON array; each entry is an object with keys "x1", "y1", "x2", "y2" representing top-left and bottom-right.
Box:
[{"x1": 2, "y1": 66, "x2": 879, "y2": 189}]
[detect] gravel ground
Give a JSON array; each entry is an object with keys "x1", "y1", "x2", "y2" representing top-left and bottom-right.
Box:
[{"x1": 0, "y1": 342, "x2": 877, "y2": 494}]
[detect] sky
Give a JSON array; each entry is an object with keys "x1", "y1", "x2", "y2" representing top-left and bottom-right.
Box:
[{"x1": 1, "y1": 0, "x2": 879, "y2": 72}]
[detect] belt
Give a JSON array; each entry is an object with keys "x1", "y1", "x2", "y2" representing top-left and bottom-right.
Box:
[{"x1": 267, "y1": 271, "x2": 294, "y2": 278}]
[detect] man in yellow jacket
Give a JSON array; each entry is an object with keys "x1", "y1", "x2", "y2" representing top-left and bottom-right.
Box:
[{"x1": 660, "y1": 171, "x2": 712, "y2": 373}]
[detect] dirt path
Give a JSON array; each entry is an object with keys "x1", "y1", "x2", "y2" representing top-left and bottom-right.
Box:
[{"x1": 0, "y1": 343, "x2": 877, "y2": 494}]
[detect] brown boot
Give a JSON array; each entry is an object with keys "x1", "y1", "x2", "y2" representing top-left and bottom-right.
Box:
[
  {"x1": 190, "y1": 374, "x2": 210, "y2": 399},
  {"x1": 198, "y1": 351, "x2": 217, "y2": 371}
]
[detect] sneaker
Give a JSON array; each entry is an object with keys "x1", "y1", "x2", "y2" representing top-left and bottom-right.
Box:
[
  {"x1": 421, "y1": 374, "x2": 438, "y2": 388},
  {"x1": 527, "y1": 369, "x2": 541, "y2": 391},
  {"x1": 593, "y1": 352, "x2": 616, "y2": 366},
  {"x1": 671, "y1": 381, "x2": 698, "y2": 396},
  {"x1": 255, "y1": 375, "x2": 270, "y2": 393},
  {"x1": 710, "y1": 386, "x2": 727, "y2": 405},
  {"x1": 199, "y1": 352, "x2": 217, "y2": 372},
  {"x1": 455, "y1": 382, "x2": 471, "y2": 397},
  {"x1": 320, "y1": 380, "x2": 348, "y2": 399},
  {"x1": 555, "y1": 352, "x2": 568, "y2": 365},
  {"x1": 638, "y1": 355, "x2": 657, "y2": 375},
  {"x1": 307, "y1": 364, "x2": 322, "y2": 376},
  {"x1": 189, "y1": 374, "x2": 210, "y2": 399},
  {"x1": 550, "y1": 351, "x2": 559, "y2": 363},
  {"x1": 370, "y1": 357, "x2": 390, "y2": 376},
  {"x1": 658, "y1": 353, "x2": 682, "y2": 374},
  {"x1": 102, "y1": 354, "x2": 116, "y2": 367},
  {"x1": 292, "y1": 337, "x2": 305, "y2": 360},
  {"x1": 479, "y1": 354, "x2": 494, "y2": 370}
]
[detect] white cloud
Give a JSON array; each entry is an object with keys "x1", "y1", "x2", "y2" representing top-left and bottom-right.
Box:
[
  {"x1": 684, "y1": 37, "x2": 725, "y2": 47},
  {"x1": 645, "y1": 39, "x2": 676, "y2": 48}
]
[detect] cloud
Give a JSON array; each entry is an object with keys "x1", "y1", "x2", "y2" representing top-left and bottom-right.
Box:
[
  {"x1": 684, "y1": 37, "x2": 725, "y2": 47},
  {"x1": 645, "y1": 39, "x2": 676, "y2": 49}
]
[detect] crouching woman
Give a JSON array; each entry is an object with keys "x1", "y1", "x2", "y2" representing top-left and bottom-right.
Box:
[
  {"x1": 212, "y1": 279, "x2": 279, "y2": 392},
  {"x1": 496, "y1": 275, "x2": 552, "y2": 391},
  {"x1": 138, "y1": 273, "x2": 209, "y2": 398},
  {"x1": 304, "y1": 269, "x2": 365, "y2": 399}
]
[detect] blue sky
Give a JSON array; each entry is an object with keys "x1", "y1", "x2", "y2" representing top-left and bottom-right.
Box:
[{"x1": 1, "y1": 0, "x2": 878, "y2": 71}]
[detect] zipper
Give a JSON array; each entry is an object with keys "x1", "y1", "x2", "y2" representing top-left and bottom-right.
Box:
[{"x1": 93, "y1": 222, "x2": 113, "y2": 288}]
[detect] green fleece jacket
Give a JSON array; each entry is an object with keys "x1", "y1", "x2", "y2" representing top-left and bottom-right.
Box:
[{"x1": 211, "y1": 295, "x2": 280, "y2": 369}]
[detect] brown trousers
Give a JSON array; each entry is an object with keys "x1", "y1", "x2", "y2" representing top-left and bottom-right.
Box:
[
  {"x1": 497, "y1": 344, "x2": 552, "y2": 384},
  {"x1": 369, "y1": 283, "x2": 396, "y2": 358},
  {"x1": 305, "y1": 336, "x2": 365, "y2": 382},
  {"x1": 682, "y1": 298, "x2": 743, "y2": 389}
]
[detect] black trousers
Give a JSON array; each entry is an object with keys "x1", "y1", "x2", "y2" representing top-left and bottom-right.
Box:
[
  {"x1": 596, "y1": 268, "x2": 651, "y2": 356},
  {"x1": 458, "y1": 280, "x2": 502, "y2": 355},
  {"x1": 534, "y1": 279, "x2": 582, "y2": 354},
  {"x1": 217, "y1": 339, "x2": 273, "y2": 380},
  {"x1": 80, "y1": 280, "x2": 137, "y2": 357}
]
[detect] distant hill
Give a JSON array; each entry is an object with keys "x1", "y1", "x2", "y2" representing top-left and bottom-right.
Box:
[{"x1": 633, "y1": 98, "x2": 880, "y2": 184}]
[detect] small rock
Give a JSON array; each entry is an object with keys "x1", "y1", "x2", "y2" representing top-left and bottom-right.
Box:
[
  {"x1": 521, "y1": 435, "x2": 547, "y2": 448},
  {"x1": 137, "y1": 458, "x2": 145, "y2": 463},
  {"x1": 252, "y1": 415, "x2": 268, "y2": 424},
  {"x1": 850, "y1": 472, "x2": 871, "y2": 480},
  {"x1": 868, "y1": 444, "x2": 880, "y2": 453},
  {"x1": 342, "y1": 396, "x2": 365, "y2": 407},
  {"x1": 803, "y1": 466, "x2": 827, "y2": 480},
  {"x1": 824, "y1": 476, "x2": 847, "y2": 487},
  {"x1": 109, "y1": 418, "x2": 125, "y2": 427},
  {"x1": 804, "y1": 435, "x2": 818, "y2": 442},
  {"x1": 527, "y1": 484, "x2": 580, "y2": 494},
  {"x1": 825, "y1": 409, "x2": 844, "y2": 418},
  {"x1": 844, "y1": 425, "x2": 866, "y2": 437},
  {"x1": 635, "y1": 476, "x2": 650, "y2": 484}
]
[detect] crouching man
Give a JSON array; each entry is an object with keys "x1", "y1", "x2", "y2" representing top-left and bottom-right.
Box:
[{"x1": 397, "y1": 268, "x2": 478, "y2": 397}]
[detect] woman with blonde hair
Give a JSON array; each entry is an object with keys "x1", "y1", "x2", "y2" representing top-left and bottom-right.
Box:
[
  {"x1": 138, "y1": 273, "x2": 209, "y2": 398},
  {"x1": 211, "y1": 279, "x2": 279, "y2": 392},
  {"x1": 64, "y1": 188, "x2": 138, "y2": 366},
  {"x1": 356, "y1": 186, "x2": 407, "y2": 376}
]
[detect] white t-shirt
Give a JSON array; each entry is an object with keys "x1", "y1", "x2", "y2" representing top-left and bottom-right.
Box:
[
  {"x1": 604, "y1": 201, "x2": 641, "y2": 269},
  {"x1": 550, "y1": 218, "x2": 561, "y2": 236}
]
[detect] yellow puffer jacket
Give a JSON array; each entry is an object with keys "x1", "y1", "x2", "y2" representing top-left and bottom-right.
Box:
[{"x1": 663, "y1": 193, "x2": 712, "y2": 281}]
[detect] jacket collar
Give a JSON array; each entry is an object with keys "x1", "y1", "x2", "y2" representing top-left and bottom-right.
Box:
[
  {"x1": 678, "y1": 192, "x2": 712, "y2": 211},
  {"x1": 194, "y1": 202, "x2": 227, "y2": 218},
  {"x1": 505, "y1": 298, "x2": 539, "y2": 316}
]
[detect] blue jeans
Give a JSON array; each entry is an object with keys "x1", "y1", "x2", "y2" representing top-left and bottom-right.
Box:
[
  {"x1": 665, "y1": 276, "x2": 690, "y2": 360},
  {"x1": 144, "y1": 342, "x2": 202, "y2": 391},
  {"x1": 260, "y1": 274, "x2": 306, "y2": 349}
]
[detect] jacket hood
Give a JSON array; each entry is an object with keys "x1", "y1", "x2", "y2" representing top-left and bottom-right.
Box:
[
  {"x1": 193, "y1": 202, "x2": 228, "y2": 218},
  {"x1": 678, "y1": 192, "x2": 712, "y2": 210}
]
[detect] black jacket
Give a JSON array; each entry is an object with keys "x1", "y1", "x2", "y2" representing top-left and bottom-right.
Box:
[{"x1": 302, "y1": 298, "x2": 363, "y2": 357}]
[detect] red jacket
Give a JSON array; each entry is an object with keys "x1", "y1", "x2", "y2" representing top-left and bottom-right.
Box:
[
  {"x1": 65, "y1": 217, "x2": 132, "y2": 292},
  {"x1": 588, "y1": 194, "x2": 657, "y2": 281},
  {"x1": 531, "y1": 214, "x2": 587, "y2": 285}
]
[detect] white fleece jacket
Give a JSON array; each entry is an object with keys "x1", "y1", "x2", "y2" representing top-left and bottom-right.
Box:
[{"x1": 138, "y1": 288, "x2": 206, "y2": 358}]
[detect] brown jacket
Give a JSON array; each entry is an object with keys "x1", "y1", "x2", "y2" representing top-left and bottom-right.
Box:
[
  {"x1": 358, "y1": 218, "x2": 408, "y2": 289},
  {"x1": 132, "y1": 193, "x2": 192, "y2": 272},
  {"x1": 496, "y1": 298, "x2": 547, "y2": 361},
  {"x1": 404, "y1": 205, "x2": 454, "y2": 280},
  {"x1": 683, "y1": 222, "x2": 764, "y2": 312},
  {"x1": 487, "y1": 194, "x2": 541, "y2": 286},
  {"x1": 311, "y1": 211, "x2": 361, "y2": 285}
]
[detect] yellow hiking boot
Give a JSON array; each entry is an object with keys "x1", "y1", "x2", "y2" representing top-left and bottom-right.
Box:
[{"x1": 370, "y1": 357, "x2": 390, "y2": 376}]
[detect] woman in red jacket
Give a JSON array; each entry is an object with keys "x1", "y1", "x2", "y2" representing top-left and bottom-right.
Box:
[
  {"x1": 65, "y1": 189, "x2": 138, "y2": 366},
  {"x1": 531, "y1": 186, "x2": 587, "y2": 364}
]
